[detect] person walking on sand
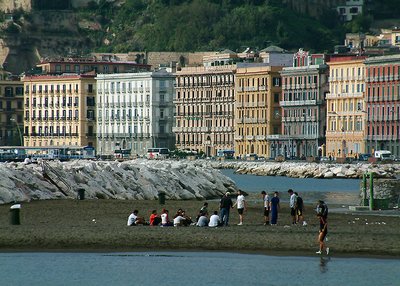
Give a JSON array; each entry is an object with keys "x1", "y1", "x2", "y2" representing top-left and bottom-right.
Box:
[
  {"x1": 233, "y1": 190, "x2": 247, "y2": 225},
  {"x1": 219, "y1": 191, "x2": 233, "y2": 226},
  {"x1": 269, "y1": 192, "x2": 280, "y2": 225},
  {"x1": 261, "y1": 191, "x2": 270, "y2": 225},
  {"x1": 316, "y1": 200, "x2": 329, "y2": 255},
  {"x1": 288, "y1": 189, "x2": 297, "y2": 225}
]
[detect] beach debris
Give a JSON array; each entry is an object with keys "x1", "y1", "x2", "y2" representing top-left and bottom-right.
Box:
[{"x1": 355, "y1": 218, "x2": 360, "y2": 220}]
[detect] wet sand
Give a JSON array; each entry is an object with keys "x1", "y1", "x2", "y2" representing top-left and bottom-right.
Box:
[{"x1": 0, "y1": 199, "x2": 399, "y2": 257}]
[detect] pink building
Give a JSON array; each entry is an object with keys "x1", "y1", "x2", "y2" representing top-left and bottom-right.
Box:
[{"x1": 364, "y1": 54, "x2": 400, "y2": 156}]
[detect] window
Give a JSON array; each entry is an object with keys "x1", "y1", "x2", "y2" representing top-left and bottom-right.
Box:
[
  {"x1": 273, "y1": 78, "x2": 281, "y2": 87},
  {"x1": 274, "y1": 93, "x2": 280, "y2": 103}
]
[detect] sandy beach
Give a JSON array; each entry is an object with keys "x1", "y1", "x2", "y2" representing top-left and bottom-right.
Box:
[{"x1": 0, "y1": 198, "x2": 399, "y2": 257}]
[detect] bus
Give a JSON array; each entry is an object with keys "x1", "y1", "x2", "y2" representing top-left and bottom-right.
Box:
[
  {"x1": 0, "y1": 146, "x2": 96, "y2": 161},
  {"x1": 216, "y1": 149, "x2": 235, "y2": 159},
  {"x1": 147, "y1": 148, "x2": 170, "y2": 159},
  {"x1": 114, "y1": 149, "x2": 131, "y2": 159}
]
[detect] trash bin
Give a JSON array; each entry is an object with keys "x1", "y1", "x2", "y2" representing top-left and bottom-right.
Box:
[
  {"x1": 10, "y1": 204, "x2": 21, "y2": 225},
  {"x1": 158, "y1": 192, "x2": 166, "y2": 205},
  {"x1": 77, "y1": 188, "x2": 85, "y2": 200}
]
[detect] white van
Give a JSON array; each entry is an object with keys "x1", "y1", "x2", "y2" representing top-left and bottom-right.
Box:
[{"x1": 374, "y1": 150, "x2": 392, "y2": 160}]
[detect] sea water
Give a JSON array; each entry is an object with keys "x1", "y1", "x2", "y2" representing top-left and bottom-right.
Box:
[
  {"x1": 220, "y1": 169, "x2": 361, "y2": 205},
  {"x1": 0, "y1": 252, "x2": 398, "y2": 286}
]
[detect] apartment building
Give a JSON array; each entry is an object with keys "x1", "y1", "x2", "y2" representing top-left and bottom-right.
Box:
[
  {"x1": 235, "y1": 64, "x2": 283, "y2": 158},
  {"x1": 277, "y1": 50, "x2": 329, "y2": 159},
  {"x1": 364, "y1": 54, "x2": 400, "y2": 156},
  {"x1": 173, "y1": 51, "x2": 237, "y2": 157},
  {"x1": 0, "y1": 74, "x2": 24, "y2": 146},
  {"x1": 22, "y1": 74, "x2": 97, "y2": 148},
  {"x1": 96, "y1": 70, "x2": 175, "y2": 157},
  {"x1": 326, "y1": 56, "x2": 367, "y2": 158},
  {"x1": 36, "y1": 57, "x2": 150, "y2": 75}
]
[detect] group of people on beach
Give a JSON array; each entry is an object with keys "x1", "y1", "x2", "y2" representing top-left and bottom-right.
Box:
[{"x1": 127, "y1": 189, "x2": 329, "y2": 254}]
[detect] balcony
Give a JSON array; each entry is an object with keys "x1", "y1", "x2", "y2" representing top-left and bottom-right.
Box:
[
  {"x1": 279, "y1": 99, "x2": 317, "y2": 107},
  {"x1": 234, "y1": 135, "x2": 243, "y2": 140}
]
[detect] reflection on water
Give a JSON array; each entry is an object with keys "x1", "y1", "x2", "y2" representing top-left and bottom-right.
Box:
[
  {"x1": 1, "y1": 252, "x2": 399, "y2": 286},
  {"x1": 319, "y1": 257, "x2": 331, "y2": 273}
]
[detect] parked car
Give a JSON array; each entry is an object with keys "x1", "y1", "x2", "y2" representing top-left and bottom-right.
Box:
[
  {"x1": 358, "y1": 153, "x2": 371, "y2": 161},
  {"x1": 320, "y1": 156, "x2": 330, "y2": 162}
]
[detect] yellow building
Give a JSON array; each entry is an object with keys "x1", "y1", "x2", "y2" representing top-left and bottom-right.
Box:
[
  {"x1": 326, "y1": 56, "x2": 367, "y2": 159},
  {"x1": 235, "y1": 64, "x2": 283, "y2": 158},
  {"x1": 22, "y1": 74, "x2": 97, "y2": 148}
]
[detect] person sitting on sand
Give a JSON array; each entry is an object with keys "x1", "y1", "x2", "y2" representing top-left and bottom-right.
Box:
[
  {"x1": 161, "y1": 209, "x2": 173, "y2": 227},
  {"x1": 208, "y1": 211, "x2": 221, "y2": 227},
  {"x1": 149, "y1": 210, "x2": 161, "y2": 226},
  {"x1": 181, "y1": 210, "x2": 193, "y2": 226},
  {"x1": 196, "y1": 213, "x2": 209, "y2": 227},
  {"x1": 127, "y1": 210, "x2": 145, "y2": 226},
  {"x1": 173, "y1": 213, "x2": 186, "y2": 227}
]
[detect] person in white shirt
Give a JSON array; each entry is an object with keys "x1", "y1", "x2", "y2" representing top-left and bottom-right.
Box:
[
  {"x1": 288, "y1": 189, "x2": 297, "y2": 225},
  {"x1": 173, "y1": 215, "x2": 186, "y2": 227},
  {"x1": 196, "y1": 214, "x2": 209, "y2": 227},
  {"x1": 127, "y1": 210, "x2": 145, "y2": 226},
  {"x1": 233, "y1": 190, "x2": 247, "y2": 225},
  {"x1": 261, "y1": 191, "x2": 270, "y2": 225},
  {"x1": 208, "y1": 211, "x2": 221, "y2": 227},
  {"x1": 161, "y1": 209, "x2": 173, "y2": 226}
]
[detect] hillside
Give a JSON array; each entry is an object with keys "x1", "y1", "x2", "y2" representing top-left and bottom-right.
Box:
[
  {"x1": 1, "y1": 0, "x2": 400, "y2": 73},
  {"x1": 82, "y1": 0, "x2": 343, "y2": 53}
]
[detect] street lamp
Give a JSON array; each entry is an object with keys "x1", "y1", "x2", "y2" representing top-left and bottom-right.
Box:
[{"x1": 10, "y1": 118, "x2": 23, "y2": 146}]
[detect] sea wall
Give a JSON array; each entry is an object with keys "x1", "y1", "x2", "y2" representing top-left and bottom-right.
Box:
[
  {"x1": 0, "y1": 159, "x2": 238, "y2": 204},
  {"x1": 201, "y1": 160, "x2": 400, "y2": 179}
]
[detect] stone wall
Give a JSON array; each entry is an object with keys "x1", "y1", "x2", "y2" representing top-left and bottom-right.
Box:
[
  {"x1": 363, "y1": 178, "x2": 400, "y2": 207},
  {"x1": 0, "y1": 0, "x2": 31, "y2": 12}
]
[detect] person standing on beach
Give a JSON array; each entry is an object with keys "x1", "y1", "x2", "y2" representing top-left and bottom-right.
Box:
[
  {"x1": 316, "y1": 200, "x2": 329, "y2": 255},
  {"x1": 219, "y1": 191, "x2": 233, "y2": 226},
  {"x1": 288, "y1": 189, "x2": 297, "y2": 225},
  {"x1": 269, "y1": 192, "x2": 280, "y2": 225},
  {"x1": 295, "y1": 192, "x2": 307, "y2": 226},
  {"x1": 261, "y1": 191, "x2": 270, "y2": 225},
  {"x1": 233, "y1": 190, "x2": 247, "y2": 225}
]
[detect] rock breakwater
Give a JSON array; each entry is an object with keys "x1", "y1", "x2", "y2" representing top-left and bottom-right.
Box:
[
  {"x1": 199, "y1": 160, "x2": 400, "y2": 179},
  {"x1": 0, "y1": 159, "x2": 238, "y2": 204}
]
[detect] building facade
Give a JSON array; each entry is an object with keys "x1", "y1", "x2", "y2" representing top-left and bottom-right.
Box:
[
  {"x1": 277, "y1": 50, "x2": 329, "y2": 159},
  {"x1": 22, "y1": 74, "x2": 97, "y2": 148},
  {"x1": 96, "y1": 70, "x2": 175, "y2": 157},
  {"x1": 36, "y1": 57, "x2": 150, "y2": 75},
  {"x1": 326, "y1": 56, "x2": 367, "y2": 158},
  {"x1": 0, "y1": 75, "x2": 24, "y2": 146},
  {"x1": 235, "y1": 64, "x2": 283, "y2": 158},
  {"x1": 173, "y1": 64, "x2": 235, "y2": 157},
  {"x1": 364, "y1": 54, "x2": 400, "y2": 156}
]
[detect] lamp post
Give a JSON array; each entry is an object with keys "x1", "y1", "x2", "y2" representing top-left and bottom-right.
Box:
[{"x1": 10, "y1": 118, "x2": 23, "y2": 146}]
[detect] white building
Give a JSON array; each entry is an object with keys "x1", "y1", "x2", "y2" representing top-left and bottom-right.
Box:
[
  {"x1": 337, "y1": 0, "x2": 363, "y2": 22},
  {"x1": 96, "y1": 70, "x2": 175, "y2": 157}
]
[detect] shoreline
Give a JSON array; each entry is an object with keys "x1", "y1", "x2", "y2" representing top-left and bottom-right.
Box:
[
  {"x1": 1, "y1": 199, "x2": 399, "y2": 258},
  {"x1": 0, "y1": 247, "x2": 399, "y2": 260}
]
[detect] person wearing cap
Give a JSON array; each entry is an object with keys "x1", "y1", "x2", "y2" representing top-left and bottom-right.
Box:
[{"x1": 219, "y1": 191, "x2": 233, "y2": 226}]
